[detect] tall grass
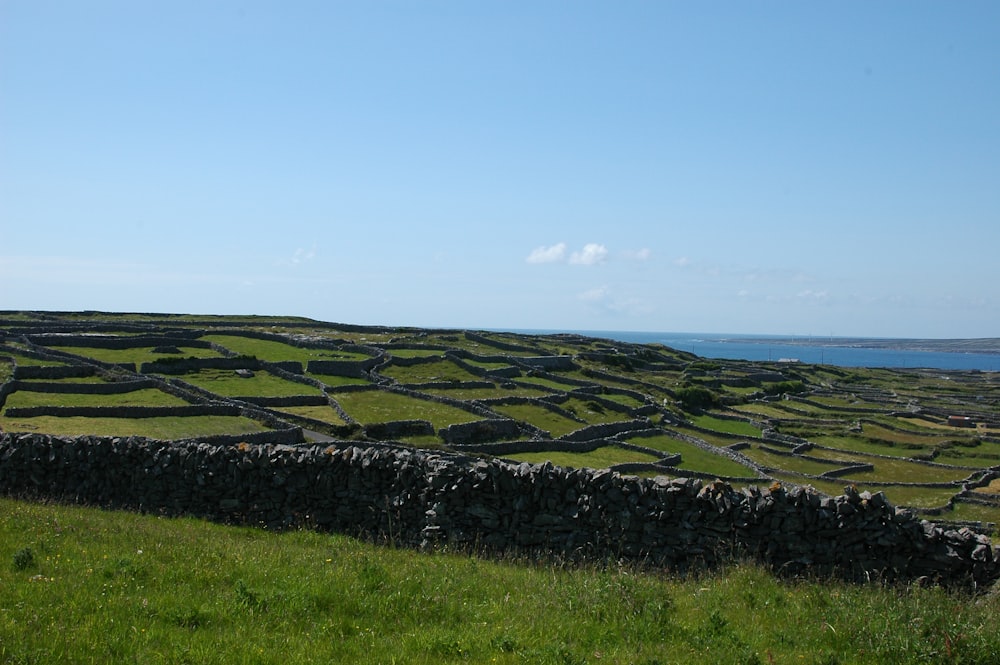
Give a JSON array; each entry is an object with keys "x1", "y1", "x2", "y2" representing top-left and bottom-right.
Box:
[{"x1": 1, "y1": 497, "x2": 998, "y2": 665}]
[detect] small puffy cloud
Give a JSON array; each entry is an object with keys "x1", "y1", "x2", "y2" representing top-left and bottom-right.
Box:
[
  {"x1": 277, "y1": 245, "x2": 317, "y2": 268},
  {"x1": 622, "y1": 248, "x2": 652, "y2": 261},
  {"x1": 291, "y1": 246, "x2": 316, "y2": 265},
  {"x1": 797, "y1": 289, "x2": 829, "y2": 302},
  {"x1": 578, "y1": 286, "x2": 610, "y2": 302},
  {"x1": 526, "y1": 242, "x2": 567, "y2": 264},
  {"x1": 569, "y1": 243, "x2": 608, "y2": 266},
  {"x1": 673, "y1": 256, "x2": 693, "y2": 268}
]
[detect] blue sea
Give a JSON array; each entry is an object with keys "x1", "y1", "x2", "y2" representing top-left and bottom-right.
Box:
[{"x1": 505, "y1": 330, "x2": 1000, "y2": 372}]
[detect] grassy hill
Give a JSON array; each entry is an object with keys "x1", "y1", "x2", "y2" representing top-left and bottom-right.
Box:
[
  {"x1": 2, "y1": 311, "x2": 1000, "y2": 662},
  {"x1": 3, "y1": 310, "x2": 998, "y2": 530}
]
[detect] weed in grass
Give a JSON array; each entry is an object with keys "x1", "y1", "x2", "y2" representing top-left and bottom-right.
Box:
[{"x1": 12, "y1": 546, "x2": 35, "y2": 570}]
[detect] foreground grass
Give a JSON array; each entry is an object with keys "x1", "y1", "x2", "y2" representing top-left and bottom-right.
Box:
[{"x1": 2, "y1": 499, "x2": 999, "y2": 664}]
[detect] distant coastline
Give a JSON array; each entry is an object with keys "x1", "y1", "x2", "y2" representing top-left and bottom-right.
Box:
[{"x1": 501, "y1": 330, "x2": 1000, "y2": 371}]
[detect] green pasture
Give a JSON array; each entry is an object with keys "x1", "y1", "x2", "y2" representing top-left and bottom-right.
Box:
[
  {"x1": 16, "y1": 375, "x2": 107, "y2": 384},
  {"x1": 273, "y1": 405, "x2": 348, "y2": 426},
  {"x1": 460, "y1": 358, "x2": 515, "y2": 372},
  {"x1": 795, "y1": 433, "x2": 934, "y2": 459},
  {"x1": 3, "y1": 388, "x2": 189, "y2": 409},
  {"x1": 176, "y1": 369, "x2": 324, "y2": 398},
  {"x1": 332, "y1": 390, "x2": 479, "y2": 429},
  {"x1": 505, "y1": 445, "x2": 661, "y2": 469},
  {"x1": 306, "y1": 373, "x2": 371, "y2": 388},
  {"x1": 739, "y1": 446, "x2": 847, "y2": 476},
  {"x1": 765, "y1": 473, "x2": 961, "y2": 510},
  {"x1": 625, "y1": 434, "x2": 757, "y2": 478},
  {"x1": 731, "y1": 403, "x2": 804, "y2": 420},
  {"x1": 200, "y1": 334, "x2": 370, "y2": 363},
  {"x1": 860, "y1": 421, "x2": 961, "y2": 447},
  {"x1": 490, "y1": 403, "x2": 584, "y2": 439},
  {"x1": 386, "y1": 348, "x2": 446, "y2": 359},
  {"x1": 835, "y1": 455, "x2": 977, "y2": 485},
  {"x1": 591, "y1": 392, "x2": 646, "y2": 409},
  {"x1": 421, "y1": 385, "x2": 551, "y2": 401},
  {"x1": 558, "y1": 396, "x2": 633, "y2": 426},
  {"x1": 933, "y1": 451, "x2": 1000, "y2": 468},
  {"x1": 948, "y1": 501, "x2": 1000, "y2": 526},
  {"x1": 41, "y1": 345, "x2": 222, "y2": 366},
  {"x1": 380, "y1": 359, "x2": 482, "y2": 384},
  {"x1": 671, "y1": 427, "x2": 747, "y2": 450},
  {"x1": 513, "y1": 377, "x2": 577, "y2": 393},
  {"x1": 690, "y1": 413, "x2": 762, "y2": 437},
  {"x1": 0, "y1": 414, "x2": 270, "y2": 439},
  {"x1": 2, "y1": 351, "x2": 70, "y2": 367}
]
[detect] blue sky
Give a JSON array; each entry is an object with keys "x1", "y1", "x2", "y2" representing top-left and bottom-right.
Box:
[{"x1": 2, "y1": 2, "x2": 998, "y2": 338}]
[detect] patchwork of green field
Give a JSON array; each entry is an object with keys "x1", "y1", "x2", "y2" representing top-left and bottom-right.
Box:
[
  {"x1": 420, "y1": 385, "x2": 551, "y2": 401},
  {"x1": 17, "y1": 375, "x2": 108, "y2": 384},
  {"x1": 558, "y1": 396, "x2": 633, "y2": 426},
  {"x1": 385, "y1": 348, "x2": 446, "y2": 359},
  {"x1": 273, "y1": 405, "x2": 347, "y2": 426},
  {"x1": 739, "y1": 445, "x2": 848, "y2": 476},
  {"x1": 2, "y1": 313, "x2": 998, "y2": 526},
  {"x1": 199, "y1": 334, "x2": 371, "y2": 363},
  {"x1": 380, "y1": 359, "x2": 482, "y2": 384},
  {"x1": 624, "y1": 434, "x2": 757, "y2": 478},
  {"x1": 41, "y1": 345, "x2": 222, "y2": 365},
  {"x1": 3, "y1": 388, "x2": 189, "y2": 409},
  {"x1": 306, "y1": 373, "x2": 371, "y2": 388},
  {"x1": 669, "y1": 427, "x2": 746, "y2": 449},
  {"x1": 2, "y1": 351, "x2": 70, "y2": 367},
  {"x1": 690, "y1": 413, "x2": 762, "y2": 437},
  {"x1": 835, "y1": 455, "x2": 977, "y2": 484},
  {"x1": 593, "y1": 392, "x2": 646, "y2": 409},
  {"x1": 332, "y1": 390, "x2": 479, "y2": 429},
  {"x1": 0, "y1": 414, "x2": 270, "y2": 439},
  {"x1": 771, "y1": 474, "x2": 963, "y2": 510},
  {"x1": 795, "y1": 433, "x2": 935, "y2": 458},
  {"x1": 513, "y1": 376, "x2": 582, "y2": 393},
  {"x1": 489, "y1": 402, "x2": 585, "y2": 438},
  {"x1": 505, "y1": 445, "x2": 662, "y2": 469},
  {"x1": 174, "y1": 369, "x2": 324, "y2": 398},
  {"x1": 949, "y1": 501, "x2": 1000, "y2": 525}
]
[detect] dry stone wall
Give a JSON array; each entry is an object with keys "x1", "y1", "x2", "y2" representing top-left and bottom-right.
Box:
[{"x1": 0, "y1": 432, "x2": 996, "y2": 589}]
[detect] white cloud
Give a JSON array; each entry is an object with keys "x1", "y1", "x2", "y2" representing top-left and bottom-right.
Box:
[
  {"x1": 526, "y1": 242, "x2": 567, "y2": 264},
  {"x1": 622, "y1": 248, "x2": 652, "y2": 261},
  {"x1": 578, "y1": 286, "x2": 610, "y2": 302},
  {"x1": 291, "y1": 246, "x2": 316, "y2": 265},
  {"x1": 673, "y1": 256, "x2": 693, "y2": 268},
  {"x1": 569, "y1": 243, "x2": 608, "y2": 266},
  {"x1": 797, "y1": 289, "x2": 830, "y2": 302}
]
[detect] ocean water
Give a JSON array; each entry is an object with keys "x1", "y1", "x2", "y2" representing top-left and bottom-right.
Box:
[{"x1": 506, "y1": 330, "x2": 1000, "y2": 372}]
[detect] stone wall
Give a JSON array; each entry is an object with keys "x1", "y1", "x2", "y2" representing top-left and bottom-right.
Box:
[{"x1": 0, "y1": 432, "x2": 996, "y2": 589}]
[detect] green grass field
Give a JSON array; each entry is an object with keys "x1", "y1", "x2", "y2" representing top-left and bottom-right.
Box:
[
  {"x1": 4, "y1": 312, "x2": 999, "y2": 536},
  {"x1": 490, "y1": 403, "x2": 585, "y2": 438},
  {"x1": 333, "y1": 390, "x2": 480, "y2": 429},
  {"x1": 177, "y1": 369, "x2": 324, "y2": 398},
  {"x1": 625, "y1": 435, "x2": 757, "y2": 478},
  {"x1": 4, "y1": 387, "x2": 190, "y2": 409},
  {"x1": 200, "y1": 334, "x2": 371, "y2": 363},
  {"x1": 0, "y1": 414, "x2": 271, "y2": 439},
  {"x1": 43, "y1": 345, "x2": 223, "y2": 366},
  {"x1": 3, "y1": 497, "x2": 998, "y2": 665},
  {"x1": 505, "y1": 445, "x2": 662, "y2": 469},
  {"x1": 380, "y1": 359, "x2": 483, "y2": 384},
  {"x1": 690, "y1": 414, "x2": 762, "y2": 438}
]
